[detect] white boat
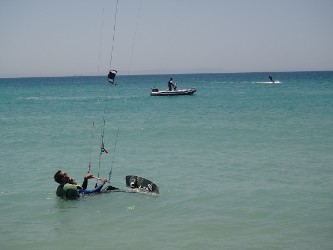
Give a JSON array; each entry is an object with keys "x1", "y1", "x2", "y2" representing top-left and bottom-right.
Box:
[{"x1": 150, "y1": 87, "x2": 196, "y2": 96}]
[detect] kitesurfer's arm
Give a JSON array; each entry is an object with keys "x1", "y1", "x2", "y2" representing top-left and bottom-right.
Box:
[
  {"x1": 82, "y1": 173, "x2": 94, "y2": 189},
  {"x1": 78, "y1": 178, "x2": 107, "y2": 194}
]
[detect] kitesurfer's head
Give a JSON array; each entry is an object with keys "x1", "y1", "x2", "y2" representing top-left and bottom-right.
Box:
[{"x1": 54, "y1": 170, "x2": 76, "y2": 184}]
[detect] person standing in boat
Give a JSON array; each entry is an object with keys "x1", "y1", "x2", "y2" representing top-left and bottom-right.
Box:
[
  {"x1": 168, "y1": 78, "x2": 177, "y2": 91},
  {"x1": 54, "y1": 170, "x2": 108, "y2": 199}
]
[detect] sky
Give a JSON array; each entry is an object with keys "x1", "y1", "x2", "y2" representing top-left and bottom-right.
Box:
[{"x1": 1, "y1": 0, "x2": 333, "y2": 77}]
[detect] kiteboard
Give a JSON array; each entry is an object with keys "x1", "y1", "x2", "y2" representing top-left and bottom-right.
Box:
[{"x1": 125, "y1": 175, "x2": 159, "y2": 194}]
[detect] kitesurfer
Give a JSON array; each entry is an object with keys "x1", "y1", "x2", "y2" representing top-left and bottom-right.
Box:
[
  {"x1": 269, "y1": 75, "x2": 275, "y2": 83},
  {"x1": 168, "y1": 78, "x2": 177, "y2": 91},
  {"x1": 54, "y1": 170, "x2": 108, "y2": 199},
  {"x1": 108, "y1": 70, "x2": 117, "y2": 84}
]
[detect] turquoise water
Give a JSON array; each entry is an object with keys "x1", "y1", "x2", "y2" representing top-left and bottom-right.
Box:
[{"x1": 1, "y1": 72, "x2": 332, "y2": 249}]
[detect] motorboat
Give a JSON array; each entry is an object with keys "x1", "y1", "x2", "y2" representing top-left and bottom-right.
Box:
[{"x1": 150, "y1": 87, "x2": 196, "y2": 96}]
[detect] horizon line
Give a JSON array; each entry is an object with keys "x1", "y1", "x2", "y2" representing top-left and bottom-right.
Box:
[{"x1": 1, "y1": 69, "x2": 333, "y2": 79}]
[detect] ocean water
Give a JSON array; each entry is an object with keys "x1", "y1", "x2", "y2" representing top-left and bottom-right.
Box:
[{"x1": 0, "y1": 72, "x2": 332, "y2": 249}]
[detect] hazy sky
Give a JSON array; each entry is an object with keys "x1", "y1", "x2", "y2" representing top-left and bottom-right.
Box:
[{"x1": 1, "y1": 0, "x2": 332, "y2": 77}]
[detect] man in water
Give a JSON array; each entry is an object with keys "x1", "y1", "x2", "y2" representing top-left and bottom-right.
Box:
[
  {"x1": 269, "y1": 75, "x2": 275, "y2": 83},
  {"x1": 54, "y1": 170, "x2": 108, "y2": 199},
  {"x1": 168, "y1": 78, "x2": 176, "y2": 91}
]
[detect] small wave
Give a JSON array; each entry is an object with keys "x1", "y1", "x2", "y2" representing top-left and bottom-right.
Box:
[{"x1": 24, "y1": 96, "x2": 89, "y2": 101}]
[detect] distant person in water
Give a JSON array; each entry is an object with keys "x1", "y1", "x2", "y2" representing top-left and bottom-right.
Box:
[
  {"x1": 54, "y1": 170, "x2": 109, "y2": 199},
  {"x1": 269, "y1": 75, "x2": 275, "y2": 83},
  {"x1": 108, "y1": 70, "x2": 117, "y2": 84},
  {"x1": 168, "y1": 78, "x2": 177, "y2": 91}
]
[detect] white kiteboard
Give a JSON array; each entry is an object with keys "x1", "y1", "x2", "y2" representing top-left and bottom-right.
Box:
[{"x1": 125, "y1": 175, "x2": 159, "y2": 194}]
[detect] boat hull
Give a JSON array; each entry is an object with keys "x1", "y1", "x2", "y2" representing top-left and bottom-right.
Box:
[{"x1": 150, "y1": 88, "x2": 196, "y2": 96}]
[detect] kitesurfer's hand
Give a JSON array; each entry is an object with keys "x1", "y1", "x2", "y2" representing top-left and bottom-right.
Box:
[
  {"x1": 100, "y1": 178, "x2": 107, "y2": 185},
  {"x1": 84, "y1": 173, "x2": 94, "y2": 180}
]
